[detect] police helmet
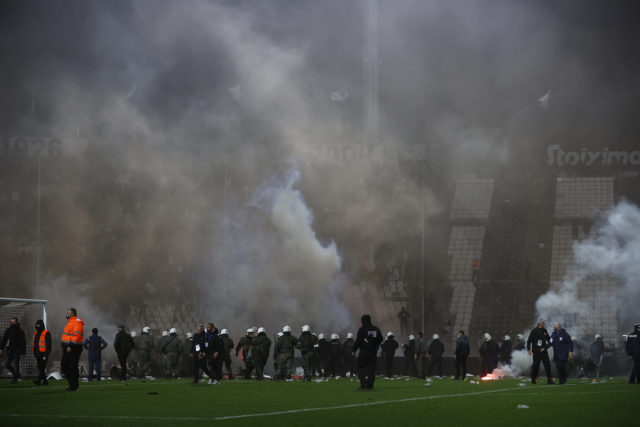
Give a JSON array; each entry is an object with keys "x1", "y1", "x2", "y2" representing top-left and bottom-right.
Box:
[
  {"x1": 162, "y1": 330, "x2": 168, "y2": 337},
  {"x1": 257, "y1": 327, "x2": 266, "y2": 334},
  {"x1": 318, "y1": 333, "x2": 325, "y2": 340},
  {"x1": 516, "y1": 333, "x2": 524, "y2": 340},
  {"x1": 386, "y1": 331, "x2": 394, "y2": 338},
  {"x1": 142, "y1": 326, "x2": 150, "y2": 333},
  {"x1": 432, "y1": 334, "x2": 439, "y2": 340},
  {"x1": 484, "y1": 333, "x2": 491, "y2": 341},
  {"x1": 283, "y1": 325, "x2": 291, "y2": 333},
  {"x1": 246, "y1": 328, "x2": 253, "y2": 334},
  {"x1": 302, "y1": 325, "x2": 311, "y2": 332},
  {"x1": 504, "y1": 335, "x2": 510, "y2": 341},
  {"x1": 186, "y1": 332, "x2": 193, "y2": 338},
  {"x1": 169, "y1": 327, "x2": 177, "y2": 334},
  {"x1": 409, "y1": 334, "x2": 415, "y2": 340},
  {"x1": 221, "y1": 329, "x2": 229, "y2": 335},
  {"x1": 595, "y1": 333, "x2": 601, "y2": 339},
  {"x1": 277, "y1": 332, "x2": 284, "y2": 337},
  {"x1": 131, "y1": 331, "x2": 137, "y2": 337},
  {"x1": 331, "y1": 333, "x2": 339, "y2": 340},
  {"x1": 346, "y1": 332, "x2": 353, "y2": 339}
]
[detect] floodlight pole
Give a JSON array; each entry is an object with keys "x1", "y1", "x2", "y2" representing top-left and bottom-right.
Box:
[
  {"x1": 35, "y1": 151, "x2": 42, "y2": 290},
  {"x1": 421, "y1": 160, "x2": 425, "y2": 335}
]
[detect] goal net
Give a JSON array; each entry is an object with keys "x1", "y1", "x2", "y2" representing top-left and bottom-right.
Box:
[{"x1": 0, "y1": 297, "x2": 47, "y2": 379}]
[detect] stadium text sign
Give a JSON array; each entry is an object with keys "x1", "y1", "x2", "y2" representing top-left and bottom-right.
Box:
[{"x1": 547, "y1": 144, "x2": 640, "y2": 167}]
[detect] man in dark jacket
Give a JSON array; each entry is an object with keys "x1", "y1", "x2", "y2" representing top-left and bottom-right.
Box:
[
  {"x1": 514, "y1": 334, "x2": 526, "y2": 351},
  {"x1": 296, "y1": 325, "x2": 314, "y2": 381},
  {"x1": 252, "y1": 327, "x2": 271, "y2": 381},
  {"x1": 235, "y1": 328, "x2": 254, "y2": 379},
  {"x1": 32, "y1": 319, "x2": 51, "y2": 385},
  {"x1": 114, "y1": 325, "x2": 135, "y2": 381},
  {"x1": 381, "y1": 332, "x2": 398, "y2": 378},
  {"x1": 590, "y1": 333, "x2": 605, "y2": 378},
  {"x1": 1, "y1": 317, "x2": 26, "y2": 384},
  {"x1": 480, "y1": 333, "x2": 500, "y2": 374},
  {"x1": 427, "y1": 334, "x2": 445, "y2": 377},
  {"x1": 351, "y1": 314, "x2": 383, "y2": 390},
  {"x1": 527, "y1": 321, "x2": 554, "y2": 384},
  {"x1": 317, "y1": 334, "x2": 330, "y2": 377},
  {"x1": 342, "y1": 332, "x2": 355, "y2": 377},
  {"x1": 402, "y1": 335, "x2": 417, "y2": 377},
  {"x1": 205, "y1": 323, "x2": 223, "y2": 384},
  {"x1": 219, "y1": 329, "x2": 234, "y2": 379},
  {"x1": 500, "y1": 335, "x2": 513, "y2": 365},
  {"x1": 275, "y1": 326, "x2": 298, "y2": 380},
  {"x1": 83, "y1": 328, "x2": 108, "y2": 380},
  {"x1": 191, "y1": 325, "x2": 213, "y2": 384},
  {"x1": 625, "y1": 323, "x2": 640, "y2": 384},
  {"x1": 550, "y1": 323, "x2": 573, "y2": 384},
  {"x1": 454, "y1": 330, "x2": 470, "y2": 380},
  {"x1": 327, "y1": 334, "x2": 343, "y2": 378}
]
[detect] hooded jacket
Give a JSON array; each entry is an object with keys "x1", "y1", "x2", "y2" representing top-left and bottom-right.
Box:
[
  {"x1": 352, "y1": 315, "x2": 382, "y2": 355},
  {"x1": 2, "y1": 322, "x2": 26, "y2": 354}
]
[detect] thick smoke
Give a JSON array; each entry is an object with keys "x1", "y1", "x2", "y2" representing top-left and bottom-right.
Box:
[
  {"x1": 492, "y1": 200, "x2": 640, "y2": 378},
  {"x1": 205, "y1": 166, "x2": 355, "y2": 334}
]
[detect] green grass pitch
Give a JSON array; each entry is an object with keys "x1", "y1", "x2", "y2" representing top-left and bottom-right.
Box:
[{"x1": 2, "y1": 376, "x2": 638, "y2": 426}]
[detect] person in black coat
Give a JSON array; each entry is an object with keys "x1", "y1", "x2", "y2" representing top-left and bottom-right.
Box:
[
  {"x1": 381, "y1": 332, "x2": 399, "y2": 378},
  {"x1": 500, "y1": 335, "x2": 513, "y2": 365},
  {"x1": 341, "y1": 333, "x2": 355, "y2": 377},
  {"x1": 32, "y1": 319, "x2": 51, "y2": 385},
  {"x1": 205, "y1": 323, "x2": 223, "y2": 384},
  {"x1": 427, "y1": 334, "x2": 445, "y2": 377},
  {"x1": 191, "y1": 325, "x2": 213, "y2": 384},
  {"x1": 114, "y1": 325, "x2": 135, "y2": 381},
  {"x1": 84, "y1": 328, "x2": 108, "y2": 380},
  {"x1": 317, "y1": 334, "x2": 330, "y2": 377},
  {"x1": 527, "y1": 321, "x2": 554, "y2": 384},
  {"x1": 402, "y1": 335, "x2": 417, "y2": 377},
  {"x1": 327, "y1": 334, "x2": 343, "y2": 378},
  {"x1": 351, "y1": 314, "x2": 383, "y2": 390},
  {"x1": 625, "y1": 323, "x2": 640, "y2": 384},
  {"x1": 454, "y1": 330, "x2": 470, "y2": 380},
  {"x1": 0, "y1": 317, "x2": 26, "y2": 384}
]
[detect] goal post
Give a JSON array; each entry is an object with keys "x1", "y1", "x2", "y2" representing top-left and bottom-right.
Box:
[{"x1": 0, "y1": 297, "x2": 48, "y2": 379}]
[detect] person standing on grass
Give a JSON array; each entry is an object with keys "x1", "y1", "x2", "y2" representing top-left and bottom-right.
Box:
[
  {"x1": 351, "y1": 314, "x2": 383, "y2": 390},
  {"x1": 549, "y1": 323, "x2": 573, "y2": 385},
  {"x1": 296, "y1": 325, "x2": 314, "y2": 382},
  {"x1": 414, "y1": 332, "x2": 426, "y2": 378},
  {"x1": 342, "y1": 332, "x2": 355, "y2": 377},
  {"x1": 236, "y1": 328, "x2": 254, "y2": 379},
  {"x1": 1, "y1": 317, "x2": 26, "y2": 384},
  {"x1": 219, "y1": 329, "x2": 234, "y2": 379},
  {"x1": 625, "y1": 323, "x2": 640, "y2": 384},
  {"x1": 527, "y1": 321, "x2": 554, "y2": 384},
  {"x1": 84, "y1": 328, "x2": 107, "y2": 380},
  {"x1": 162, "y1": 328, "x2": 182, "y2": 379},
  {"x1": 402, "y1": 334, "x2": 417, "y2": 377},
  {"x1": 454, "y1": 330, "x2": 470, "y2": 380},
  {"x1": 114, "y1": 324, "x2": 136, "y2": 381},
  {"x1": 381, "y1": 332, "x2": 398, "y2": 378},
  {"x1": 32, "y1": 319, "x2": 51, "y2": 386},
  {"x1": 191, "y1": 325, "x2": 213, "y2": 384},
  {"x1": 252, "y1": 327, "x2": 271, "y2": 381},
  {"x1": 60, "y1": 308, "x2": 84, "y2": 392}
]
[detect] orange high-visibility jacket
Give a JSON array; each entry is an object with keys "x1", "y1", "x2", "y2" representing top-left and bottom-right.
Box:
[
  {"x1": 61, "y1": 316, "x2": 85, "y2": 346},
  {"x1": 33, "y1": 329, "x2": 50, "y2": 353}
]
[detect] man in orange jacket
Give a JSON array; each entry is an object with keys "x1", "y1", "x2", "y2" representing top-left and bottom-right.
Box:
[{"x1": 61, "y1": 308, "x2": 84, "y2": 392}]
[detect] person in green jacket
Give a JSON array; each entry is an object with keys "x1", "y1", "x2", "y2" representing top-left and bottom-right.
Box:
[
  {"x1": 275, "y1": 326, "x2": 298, "y2": 380},
  {"x1": 162, "y1": 328, "x2": 182, "y2": 379},
  {"x1": 251, "y1": 327, "x2": 271, "y2": 381},
  {"x1": 235, "y1": 328, "x2": 254, "y2": 379},
  {"x1": 136, "y1": 326, "x2": 154, "y2": 378},
  {"x1": 181, "y1": 332, "x2": 193, "y2": 378},
  {"x1": 219, "y1": 329, "x2": 234, "y2": 379},
  {"x1": 296, "y1": 324, "x2": 314, "y2": 382}
]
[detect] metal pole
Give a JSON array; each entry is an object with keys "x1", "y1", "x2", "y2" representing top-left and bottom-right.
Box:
[
  {"x1": 421, "y1": 160, "x2": 425, "y2": 335},
  {"x1": 35, "y1": 151, "x2": 42, "y2": 289}
]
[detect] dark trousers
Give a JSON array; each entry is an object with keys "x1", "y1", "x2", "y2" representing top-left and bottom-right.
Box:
[
  {"x1": 455, "y1": 354, "x2": 468, "y2": 379},
  {"x1": 35, "y1": 354, "x2": 48, "y2": 383},
  {"x1": 117, "y1": 352, "x2": 129, "y2": 380},
  {"x1": 343, "y1": 355, "x2": 355, "y2": 376},
  {"x1": 384, "y1": 354, "x2": 394, "y2": 377},
  {"x1": 222, "y1": 356, "x2": 232, "y2": 378},
  {"x1": 88, "y1": 357, "x2": 101, "y2": 380},
  {"x1": 630, "y1": 354, "x2": 640, "y2": 384},
  {"x1": 487, "y1": 355, "x2": 498, "y2": 373},
  {"x1": 404, "y1": 356, "x2": 417, "y2": 376},
  {"x1": 5, "y1": 352, "x2": 21, "y2": 381},
  {"x1": 418, "y1": 355, "x2": 427, "y2": 378},
  {"x1": 555, "y1": 359, "x2": 568, "y2": 384},
  {"x1": 208, "y1": 357, "x2": 222, "y2": 381},
  {"x1": 254, "y1": 359, "x2": 265, "y2": 380},
  {"x1": 193, "y1": 355, "x2": 212, "y2": 382},
  {"x1": 427, "y1": 355, "x2": 443, "y2": 377},
  {"x1": 327, "y1": 356, "x2": 340, "y2": 377},
  {"x1": 61, "y1": 346, "x2": 82, "y2": 389},
  {"x1": 532, "y1": 351, "x2": 552, "y2": 382},
  {"x1": 244, "y1": 358, "x2": 254, "y2": 379},
  {"x1": 356, "y1": 351, "x2": 377, "y2": 389}
]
